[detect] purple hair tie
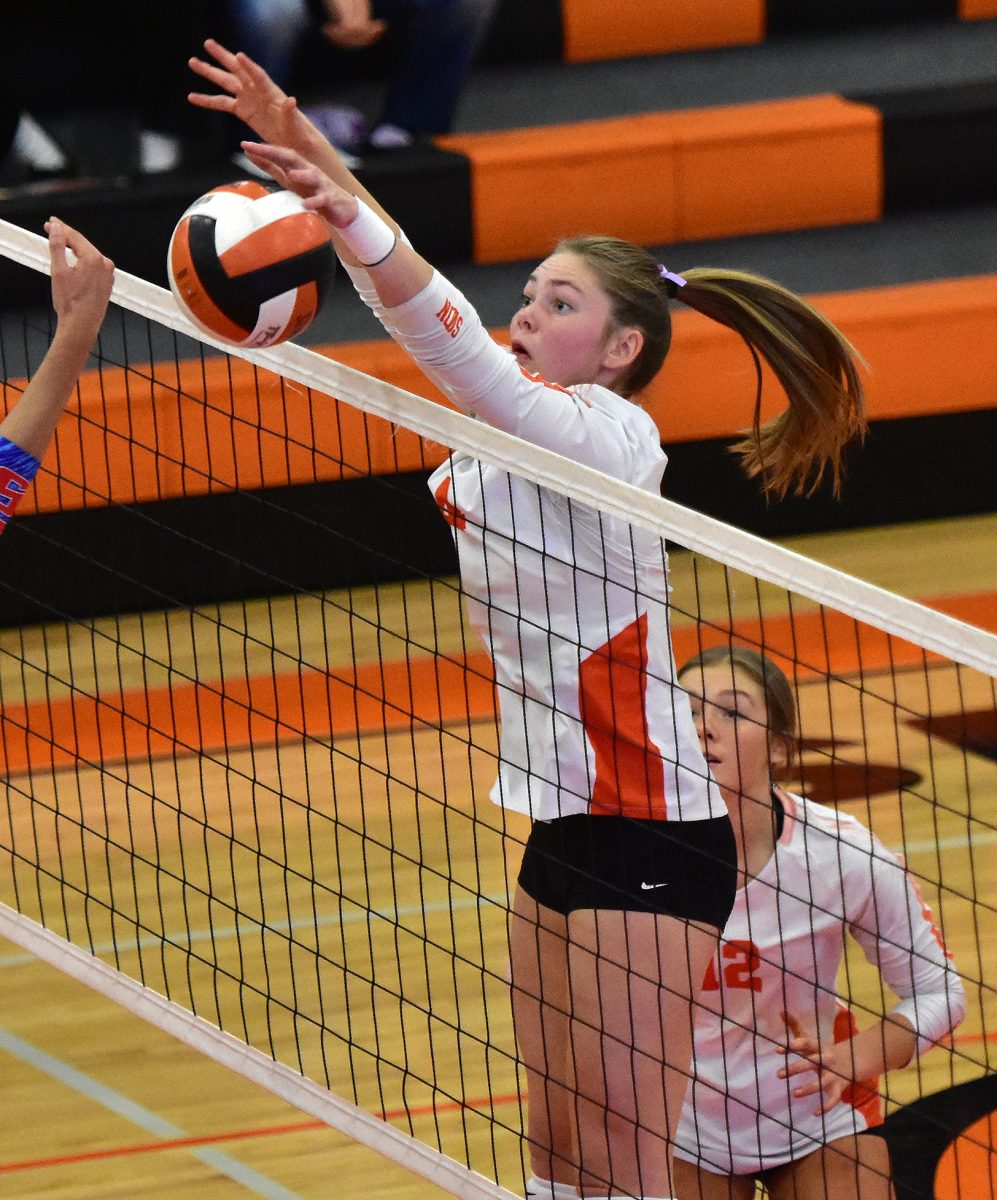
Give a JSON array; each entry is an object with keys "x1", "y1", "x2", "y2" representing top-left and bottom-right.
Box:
[{"x1": 658, "y1": 264, "x2": 687, "y2": 299}]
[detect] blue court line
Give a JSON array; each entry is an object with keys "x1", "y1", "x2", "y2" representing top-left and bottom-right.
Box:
[
  {"x1": 0, "y1": 891, "x2": 511, "y2": 970},
  {"x1": 0, "y1": 1026, "x2": 311, "y2": 1199}
]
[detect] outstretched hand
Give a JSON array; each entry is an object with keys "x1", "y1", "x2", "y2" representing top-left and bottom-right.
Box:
[
  {"x1": 47, "y1": 218, "x2": 115, "y2": 348},
  {"x1": 188, "y1": 39, "x2": 303, "y2": 148},
  {"x1": 0, "y1": 219, "x2": 114, "y2": 460},
  {"x1": 775, "y1": 1010, "x2": 852, "y2": 1116},
  {"x1": 240, "y1": 142, "x2": 360, "y2": 229}
]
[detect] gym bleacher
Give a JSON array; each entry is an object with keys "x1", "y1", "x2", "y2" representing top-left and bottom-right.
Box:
[{"x1": 1, "y1": 0, "x2": 996, "y2": 621}]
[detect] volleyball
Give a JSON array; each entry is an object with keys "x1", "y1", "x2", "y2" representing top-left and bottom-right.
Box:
[{"x1": 167, "y1": 180, "x2": 336, "y2": 348}]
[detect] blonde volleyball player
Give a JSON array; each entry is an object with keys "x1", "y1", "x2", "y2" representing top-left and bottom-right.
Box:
[
  {"x1": 674, "y1": 645, "x2": 965, "y2": 1200},
  {"x1": 189, "y1": 41, "x2": 867, "y2": 1200},
  {"x1": 0, "y1": 219, "x2": 113, "y2": 532}
]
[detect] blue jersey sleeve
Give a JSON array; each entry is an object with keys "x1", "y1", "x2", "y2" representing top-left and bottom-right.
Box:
[{"x1": 0, "y1": 436, "x2": 41, "y2": 533}]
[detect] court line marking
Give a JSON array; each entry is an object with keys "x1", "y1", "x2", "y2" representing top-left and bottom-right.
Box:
[
  {"x1": 0, "y1": 892, "x2": 511, "y2": 970},
  {"x1": 0, "y1": 1025, "x2": 311, "y2": 1197},
  {"x1": 0, "y1": 820, "x2": 987, "y2": 974},
  {"x1": 6, "y1": 1042, "x2": 997, "y2": 1178},
  {"x1": 0, "y1": 1090, "x2": 525, "y2": 1176},
  {"x1": 3, "y1": 586, "x2": 993, "y2": 778}
]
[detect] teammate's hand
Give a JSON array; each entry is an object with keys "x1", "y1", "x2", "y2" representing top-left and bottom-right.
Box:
[
  {"x1": 46, "y1": 218, "x2": 115, "y2": 348},
  {"x1": 775, "y1": 1010, "x2": 851, "y2": 1115},
  {"x1": 240, "y1": 142, "x2": 360, "y2": 228},
  {"x1": 188, "y1": 39, "x2": 304, "y2": 149}
]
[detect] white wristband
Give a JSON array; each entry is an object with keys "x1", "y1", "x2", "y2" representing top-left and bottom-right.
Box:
[{"x1": 341, "y1": 197, "x2": 398, "y2": 267}]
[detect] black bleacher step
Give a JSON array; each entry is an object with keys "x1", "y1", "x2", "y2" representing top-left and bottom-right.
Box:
[
  {"x1": 454, "y1": 16, "x2": 997, "y2": 130},
  {"x1": 4, "y1": 405, "x2": 993, "y2": 626},
  {"x1": 850, "y1": 80, "x2": 997, "y2": 209},
  {"x1": 0, "y1": 143, "x2": 472, "y2": 310},
  {"x1": 766, "y1": 0, "x2": 957, "y2": 35}
]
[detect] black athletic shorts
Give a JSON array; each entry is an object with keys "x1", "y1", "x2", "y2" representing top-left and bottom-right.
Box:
[{"x1": 517, "y1": 813, "x2": 737, "y2": 930}]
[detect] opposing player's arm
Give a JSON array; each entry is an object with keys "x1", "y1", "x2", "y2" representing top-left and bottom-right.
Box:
[{"x1": 0, "y1": 219, "x2": 113, "y2": 460}]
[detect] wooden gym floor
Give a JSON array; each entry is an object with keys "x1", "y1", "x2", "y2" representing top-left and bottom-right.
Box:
[{"x1": 0, "y1": 512, "x2": 994, "y2": 1200}]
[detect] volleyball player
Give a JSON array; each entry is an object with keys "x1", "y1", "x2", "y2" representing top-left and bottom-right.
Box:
[
  {"x1": 189, "y1": 41, "x2": 867, "y2": 1199},
  {"x1": 0, "y1": 219, "x2": 113, "y2": 533},
  {"x1": 673, "y1": 645, "x2": 965, "y2": 1200}
]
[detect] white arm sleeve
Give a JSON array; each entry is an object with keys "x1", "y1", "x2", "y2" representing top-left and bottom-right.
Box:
[
  {"x1": 341, "y1": 256, "x2": 395, "y2": 324},
  {"x1": 341, "y1": 262, "x2": 665, "y2": 489},
  {"x1": 845, "y1": 833, "x2": 966, "y2": 1056}
]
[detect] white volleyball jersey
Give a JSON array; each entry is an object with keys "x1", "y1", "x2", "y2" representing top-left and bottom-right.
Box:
[
  {"x1": 674, "y1": 791, "x2": 965, "y2": 1176},
  {"x1": 349, "y1": 264, "x2": 724, "y2": 823}
]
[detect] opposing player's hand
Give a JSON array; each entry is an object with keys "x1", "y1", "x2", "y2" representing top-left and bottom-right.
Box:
[
  {"x1": 188, "y1": 39, "x2": 303, "y2": 149},
  {"x1": 240, "y1": 142, "x2": 360, "y2": 228},
  {"x1": 775, "y1": 1010, "x2": 851, "y2": 1115},
  {"x1": 320, "y1": 0, "x2": 387, "y2": 48},
  {"x1": 46, "y1": 218, "x2": 114, "y2": 348}
]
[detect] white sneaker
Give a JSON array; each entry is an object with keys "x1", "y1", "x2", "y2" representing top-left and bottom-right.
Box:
[
  {"x1": 231, "y1": 150, "x2": 272, "y2": 180},
  {"x1": 368, "y1": 123, "x2": 415, "y2": 150},
  {"x1": 140, "y1": 130, "x2": 181, "y2": 174},
  {"x1": 13, "y1": 113, "x2": 68, "y2": 171},
  {"x1": 302, "y1": 104, "x2": 367, "y2": 151},
  {"x1": 231, "y1": 145, "x2": 363, "y2": 179}
]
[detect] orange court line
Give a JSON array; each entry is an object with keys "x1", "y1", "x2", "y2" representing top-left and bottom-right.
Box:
[
  {"x1": 0, "y1": 1090, "x2": 523, "y2": 1175},
  {"x1": 0, "y1": 651, "x2": 497, "y2": 776},
  {"x1": 933, "y1": 1110, "x2": 997, "y2": 1200},
  {"x1": 2, "y1": 592, "x2": 992, "y2": 776},
  {"x1": 2, "y1": 1040, "x2": 993, "y2": 1176}
]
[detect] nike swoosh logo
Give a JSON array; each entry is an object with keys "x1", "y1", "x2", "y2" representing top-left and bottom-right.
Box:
[{"x1": 640, "y1": 881, "x2": 669, "y2": 890}]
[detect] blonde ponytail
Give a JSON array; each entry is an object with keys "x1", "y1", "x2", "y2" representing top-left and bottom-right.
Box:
[{"x1": 672, "y1": 268, "x2": 866, "y2": 498}]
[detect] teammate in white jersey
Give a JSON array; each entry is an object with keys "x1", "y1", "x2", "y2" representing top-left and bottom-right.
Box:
[
  {"x1": 0, "y1": 220, "x2": 113, "y2": 534},
  {"x1": 673, "y1": 645, "x2": 965, "y2": 1200},
  {"x1": 189, "y1": 41, "x2": 868, "y2": 1200}
]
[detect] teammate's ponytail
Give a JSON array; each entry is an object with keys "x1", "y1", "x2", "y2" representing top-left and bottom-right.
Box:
[{"x1": 558, "y1": 236, "x2": 867, "y2": 499}]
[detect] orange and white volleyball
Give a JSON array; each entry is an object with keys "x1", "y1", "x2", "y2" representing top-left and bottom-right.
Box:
[{"x1": 167, "y1": 181, "x2": 335, "y2": 348}]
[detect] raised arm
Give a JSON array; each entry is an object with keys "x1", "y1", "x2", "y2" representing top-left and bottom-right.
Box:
[
  {"x1": 239, "y1": 141, "x2": 432, "y2": 306},
  {"x1": 0, "y1": 220, "x2": 113, "y2": 460},
  {"x1": 190, "y1": 62, "x2": 656, "y2": 482},
  {"x1": 188, "y1": 39, "x2": 397, "y2": 271},
  {"x1": 221, "y1": 142, "x2": 652, "y2": 482}
]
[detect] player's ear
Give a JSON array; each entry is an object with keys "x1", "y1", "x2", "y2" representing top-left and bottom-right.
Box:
[
  {"x1": 770, "y1": 734, "x2": 791, "y2": 775},
  {"x1": 603, "y1": 326, "x2": 643, "y2": 373}
]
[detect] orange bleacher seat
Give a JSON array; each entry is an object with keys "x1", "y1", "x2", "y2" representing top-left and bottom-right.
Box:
[
  {"x1": 5, "y1": 275, "x2": 995, "y2": 517},
  {"x1": 560, "y1": 0, "x2": 765, "y2": 62},
  {"x1": 438, "y1": 96, "x2": 882, "y2": 264}
]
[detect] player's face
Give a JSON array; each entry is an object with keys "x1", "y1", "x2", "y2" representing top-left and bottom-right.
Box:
[
  {"x1": 509, "y1": 252, "x2": 623, "y2": 388},
  {"x1": 682, "y1": 663, "x2": 777, "y2": 801}
]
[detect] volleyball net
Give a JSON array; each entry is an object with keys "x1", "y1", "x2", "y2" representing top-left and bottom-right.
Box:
[{"x1": 0, "y1": 218, "x2": 994, "y2": 1198}]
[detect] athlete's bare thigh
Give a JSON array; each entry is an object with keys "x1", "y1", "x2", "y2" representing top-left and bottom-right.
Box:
[
  {"x1": 764, "y1": 1134, "x2": 893, "y2": 1200},
  {"x1": 672, "y1": 1158, "x2": 756, "y2": 1200}
]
